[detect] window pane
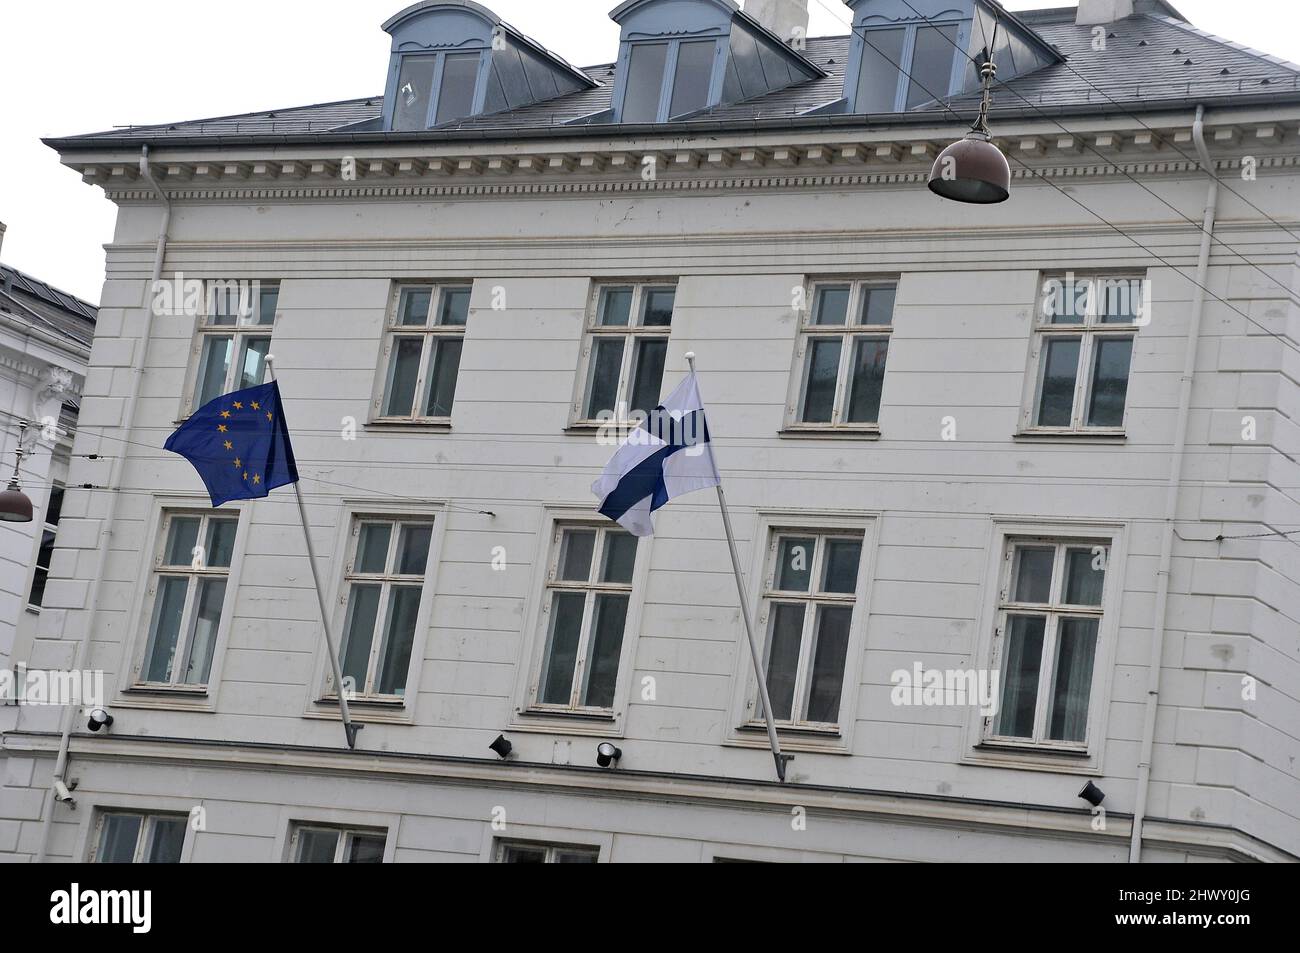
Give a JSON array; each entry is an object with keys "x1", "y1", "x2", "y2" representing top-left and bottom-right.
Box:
[
  {"x1": 628, "y1": 339, "x2": 668, "y2": 416},
  {"x1": 393, "y1": 55, "x2": 436, "y2": 130},
  {"x1": 1012, "y1": 546, "x2": 1054, "y2": 604},
  {"x1": 584, "y1": 338, "x2": 624, "y2": 418},
  {"x1": 1047, "y1": 618, "x2": 1098, "y2": 742},
  {"x1": 376, "y1": 586, "x2": 421, "y2": 696},
  {"x1": 812, "y1": 286, "x2": 850, "y2": 326},
  {"x1": 805, "y1": 605, "x2": 853, "y2": 723},
  {"x1": 1035, "y1": 337, "x2": 1080, "y2": 427},
  {"x1": 208, "y1": 284, "x2": 242, "y2": 326},
  {"x1": 256, "y1": 286, "x2": 278, "y2": 326},
  {"x1": 347, "y1": 834, "x2": 386, "y2": 864},
  {"x1": 436, "y1": 53, "x2": 480, "y2": 125},
  {"x1": 204, "y1": 517, "x2": 238, "y2": 569},
  {"x1": 800, "y1": 338, "x2": 842, "y2": 423},
  {"x1": 180, "y1": 578, "x2": 225, "y2": 685},
  {"x1": 237, "y1": 337, "x2": 270, "y2": 390},
  {"x1": 422, "y1": 338, "x2": 462, "y2": 418},
  {"x1": 845, "y1": 337, "x2": 888, "y2": 424},
  {"x1": 774, "y1": 537, "x2": 815, "y2": 591},
  {"x1": 396, "y1": 524, "x2": 433, "y2": 576},
  {"x1": 582, "y1": 593, "x2": 629, "y2": 708},
  {"x1": 859, "y1": 285, "x2": 896, "y2": 326},
  {"x1": 382, "y1": 337, "x2": 424, "y2": 417},
  {"x1": 995, "y1": 615, "x2": 1045, "y2": 738},
  {"x1": 1099, "y1": 278, "x2": 1143, "y2": 323},
  {"x1": 97, "y1": 814, "x2": 143, "y2": 863},
  {"x1": 295, "y1": 829, "x2": 340, "y2": 863},
  {"x1": 356, "y1": 523, "x2": 392, "y2": 573},
  {"x1": 1086, "y1": 337, "x2": 1132, "y2": 428},
  {"x1": 28, "y1": 563, "x2": 49, "y2": 608},
  {"x1": 164, "y1": 517, "x2": 202, "y2": 566},
  {"x1": 1046, "y1": 278, "x2": 1088, "y2": 324},
  {"x1": 597, "y1": 287, "x2": 633, "y2": 327},
  {"x1": 558, "y1": 529, "x2": 596, "y2": 581},
  {"x1": 194, "y1": 336, "x2": 233, "y2": 408},
  {"x1": 438, "y1": 287, "x2": 471, "y2": 327},
  {"x1": 554, "y1": 848, "x2": 598, "y2": 864},
  {"x1": 906, "y1": 23, "x2": 959, "y2": 109},
  {"x1": 821, "y1": 539, "x2": 862, "y2": 594},
  {"x1": 764, "y1": 603, "x2": 805, "y2": 721},
  {"x1": 540, "y1": 592, "x2": 586, "y2": 705},
  {"x1": 340, "y1": 583, "x2": 382, "y2": 690},
  {"x1": 640, "y1": 288, "x2": 675, "y2": 327},
  {"x1": 143, "y1": 577, "x2": 190, "y2": 683},
  {"x1": 600, "y1": 532, "x2": 637, "y2": 584},
  {"x1": 46, "y1": 484, "x2": 66, "y2": 526},
  {"x1": 1064, "y1": 548, "x2": 1105, "y2": 606},
  {"x1": 855, "y1": 28, "x2": 905, "y2": 112},
  {"x1": 623, "y1": 43, "x2": 669, "y2": 122},
  {"x1": 669, "y1": 40, "x2": 715, "y2": 118},
  {"x1": 501, "y1": 844, "x2": 547, "y2": 863},
  {"x1": 145, "y1": 818, "x2": 186, "y2": 863},
  {"x1": 398, "y1": 288, "x2": 432, "y2": 326}
]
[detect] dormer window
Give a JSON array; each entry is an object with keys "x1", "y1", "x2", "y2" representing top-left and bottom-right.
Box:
[
  {"x1": 610, "y1": 0, "x2": 823, "y2": 124},
  {"x1": 843, "y1": 0, "x2": 1059, "y2": 114},
  {"x1": 381, "y1": 1, "x2": 595, "y2": 131}
]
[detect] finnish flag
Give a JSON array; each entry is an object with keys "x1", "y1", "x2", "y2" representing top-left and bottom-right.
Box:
[{"x1": 592, "y1": 370, "x2": 721, "y2": 537}]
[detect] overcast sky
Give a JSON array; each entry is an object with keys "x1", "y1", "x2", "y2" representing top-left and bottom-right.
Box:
[{"x1": 1, "y1": 0, "x2": 1296, "y2": 304}]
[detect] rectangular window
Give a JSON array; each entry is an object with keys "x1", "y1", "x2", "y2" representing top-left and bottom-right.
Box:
[
  {"x1": 188, "y1": 280, "x2": 278, "y2": 416},
  {"x1": 669, "y1": 40, "x2": 715, "y2": 118},
  {"x1": 495, "y1": 840, "x2": 598, "y2": 863},
  {"x1": 1027, "y1": 275, "x2": 1141, "y2": 433},
  {"x1": 436, "y1": 52, "x2": 481, "y2": 125},
  {"x1": 621, "y1": 38, "x2": 718, "y2": 123},
  {"x1": 577, "y1": 284, "x2": 675, "y2": 424},
  {"x1": 532, "y1": 525, "x2": 637, "y2": 713},
  {"x1": 336, "y1": 517, "x2": 434, "y2": 700},
  {"x1": 791, "y1": 280, "x2": 895, "y2": 430},
  {"x1": 138, "y1": 511, "x2": 239, "y2": 689},
  {"x1": 906, "y1": 23, "x2": 961, "y2": 108},
  {"x1": 855, "y1": 28, "x2": 906, "y2": 112},
  {"x1": 92, "y1": 812, "x2": 186, "y2": 863},
  {"x1": 376, "y1": 284, "x2": 470, "y2": 424},
  {"x1": 289, "y1": 824, "x2": 386, "y2": 863},
  {"x1": 27, "y1": 446, "x2": 68, "y2": 609},
  {"x1": 394, "y1": 54, "x2": 437, "y2": 130},
  {"x1": 756, "y1": 531, "x2": 864, "y2": 728},
  {"x1": 988, "y1": 539, "x2": 1107, "y2": 747}
]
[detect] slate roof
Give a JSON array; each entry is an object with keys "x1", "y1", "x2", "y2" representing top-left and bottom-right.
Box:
[
  {"x1": 44, "y1": 7, "x2": 1300, "y2": 150},
  {"x1": 0, "y1": 264, "x2": 98, "y2": 349}
]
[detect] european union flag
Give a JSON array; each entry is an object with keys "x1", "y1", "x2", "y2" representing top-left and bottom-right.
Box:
[{"x1": 164, "y1": 381, "x2": 299, "y2": 507}]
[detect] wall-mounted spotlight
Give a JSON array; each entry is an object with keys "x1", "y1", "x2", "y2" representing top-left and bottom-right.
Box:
[
  {"x1": 488, "y1": 734, "x2": 513, "y2": 759},
  {"x1": 596, "y1": 743, "x2": 621, "y2": 768},
  {"x1": 86, "y1": 708, "x2": 114, "y2": 733},
  {"x1": 1079, "y1": 781, "x2": 1106, "y2": 807}
]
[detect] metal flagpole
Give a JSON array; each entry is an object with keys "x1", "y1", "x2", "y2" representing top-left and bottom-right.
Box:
[
  {"x1": 264, "y1": 356, "x2": 362, "y2": 750},
  {"x1": 685, "y1": 352, "x2": 791, "y2": 783}
]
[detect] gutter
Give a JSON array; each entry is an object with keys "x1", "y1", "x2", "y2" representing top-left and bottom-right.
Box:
[
  {"x1": 32, "y1": 145, "x2": 171, "y2": 863},
  {"x1": 1128, "y1": 104, "x2": 1219, "y2": 863}
]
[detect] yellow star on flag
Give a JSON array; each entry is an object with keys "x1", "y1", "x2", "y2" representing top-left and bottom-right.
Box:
[
  {"x1": 233, "y1": 401, "x2": 244, "y2": 410},
  {"x1": 251, "y1": 402, "x2": 260, "y2": 410},
  {"x1": 224, "y1": 441, "x2": 233, "y2": 450},
  {"x1": 252, "y1": 474, "x2": 261, "y2": 485},
  {"x1": 220, "y1": 411, "x2": 231, "y2": 419},
  {"x1": 218, "y1": 424, "x2": 228, "y2": 433}
]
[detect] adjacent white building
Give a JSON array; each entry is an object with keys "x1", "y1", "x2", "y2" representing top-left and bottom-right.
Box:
[{"x1": 2, "y1": 0, "x2": 1298, "y2": 863}]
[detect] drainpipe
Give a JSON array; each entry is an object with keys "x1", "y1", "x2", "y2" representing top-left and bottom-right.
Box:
[
  {"x1": 33, "y1": 145, "x2": 170, "y2": 862},
  {"x1": 1128, "y1": 106, "x2": 1219, "y2": 863}
]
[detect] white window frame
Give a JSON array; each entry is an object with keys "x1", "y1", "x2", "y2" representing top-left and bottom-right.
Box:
[
  {"x1": 272, "y1": 805, "x2": 399, "y2": 863},
  {"x1": 308, "y1": 501, "x2": 446, "y2": 721},
  {"x1": 370, "y1": 283, "x2": 472, "y2": 426},
  {"x1": 570, "y1": 282, "x2": 676, "y2": 427},
  {"x1": 180, "y1": 279, "x2": 279, "y2": 419},
  {"x1": 89, "y1": 810, "x2": 189, "y2": 863},
  {"x1": 726, "y1": 511, "x2": 878, "y2": 751},
  {"x1": 287, "y1": 823, "x2": 389, "y2": 863},
  {"x1": 1020, "y1": 273, "x2": 1143, "y2": 436},
  {"x1": 508, "y1": 507, "x2": 652, "y2": 736},
  {"x1": 964, "y1": 519, "x2": 1126, "y2": 772},
  {"x1": 784, "y1": 278, "x2": 897, "y2": 433},
  {"x1": 131, "y1": 508, "x2": 244, "y2": 693},
  {"x1": 477, "y1": 822, "x2": 611, "y2": 863},
  {"x1": 493, "y1": 839, "x2": 601, "y2": 863}
]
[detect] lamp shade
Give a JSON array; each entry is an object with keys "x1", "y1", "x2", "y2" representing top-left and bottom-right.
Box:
[
  {"x1": 928, "y1": 132, "x2": 1011, "y2": 204},
  {"x1": 0, "y1": 482, "x2": 33, "y2": 522}
]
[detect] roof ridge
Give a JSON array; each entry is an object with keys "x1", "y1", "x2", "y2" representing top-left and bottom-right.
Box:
[{"x1": 72, "y1": 95, "x2": 385, "y2": 140}]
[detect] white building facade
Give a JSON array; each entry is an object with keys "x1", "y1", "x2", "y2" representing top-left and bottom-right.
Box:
[{"x1": 2, "y1": 0, "x2": 1298, "y2": 863}]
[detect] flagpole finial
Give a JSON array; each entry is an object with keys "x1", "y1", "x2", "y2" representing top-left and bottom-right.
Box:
[{"x1": 685, "y1": 351, "x2": 696, "y2": 371}]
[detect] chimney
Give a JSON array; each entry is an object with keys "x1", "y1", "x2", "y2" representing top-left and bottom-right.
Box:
[
  {"x1": 1075, "y1": 0, "x2": 1135, "y2": 25},
  {"x1": 744, "y1": 0, "x2": 810, "y2": 47}
]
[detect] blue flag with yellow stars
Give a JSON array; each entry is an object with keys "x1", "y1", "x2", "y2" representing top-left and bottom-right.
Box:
[{"x1": 164, "y1": 381, "x2": 299, "y2": 507}]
